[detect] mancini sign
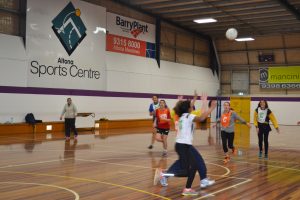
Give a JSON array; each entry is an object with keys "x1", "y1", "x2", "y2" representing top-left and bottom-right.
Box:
[{"x1": 259, "y1": 67, "x2": 300, "y2": 89}]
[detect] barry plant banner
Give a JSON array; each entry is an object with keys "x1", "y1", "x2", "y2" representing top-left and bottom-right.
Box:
[
  {"x1": 259, "y1": 66, "x2": 300, "y2": 89},
  {"x1": 106, "y1": 12, "x2": 156, "y2": 59},
  {"x1": 26, "y1": 0, "x2": 107, "y2": 90}
]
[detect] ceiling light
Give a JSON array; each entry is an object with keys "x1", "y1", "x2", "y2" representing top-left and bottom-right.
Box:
[
  {"x1": 235, "y1": 37, "x2": 255, "y2": 42},
  {"x1": 193, "y1": 18, "x2": 217, "y2": 24}
]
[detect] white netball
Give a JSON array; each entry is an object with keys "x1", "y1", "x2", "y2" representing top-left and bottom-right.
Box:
[{"x1": 226, "y1": 28, "x2": 238, "y2": 40}]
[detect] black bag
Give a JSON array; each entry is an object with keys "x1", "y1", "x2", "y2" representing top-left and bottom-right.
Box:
[{"x1": 25, "y1": 113, "x2": 36, "y2": 125}]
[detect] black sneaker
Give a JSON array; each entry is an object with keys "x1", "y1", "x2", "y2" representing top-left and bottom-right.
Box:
[
  {"x1": 258, "y1": 151, "x2": 263, "y2": 158},
  {"x1": 148, "y1": 145, "x2": 153, "y2": 149}
]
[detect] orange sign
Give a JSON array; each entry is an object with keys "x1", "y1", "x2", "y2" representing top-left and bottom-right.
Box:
[{"x1": 106, "y1": 34, "x2": 146, "y2": 57}]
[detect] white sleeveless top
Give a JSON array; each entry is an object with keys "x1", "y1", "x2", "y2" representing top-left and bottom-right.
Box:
[
  {"x1": 176, "y1": 113, "x2": 196, "y2": 145},
  {"x1": 257, "y1": 108, "x2": 268, "y2": 123}
]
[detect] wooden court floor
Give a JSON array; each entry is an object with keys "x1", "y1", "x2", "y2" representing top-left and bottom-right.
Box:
[{"x1": 0, "y1": 125, "x2": 299, "y2": 200}]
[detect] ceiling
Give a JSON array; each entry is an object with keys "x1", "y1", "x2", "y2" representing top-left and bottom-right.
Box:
[{"x1": 115, "y1": 0, "x2": 300, "y2": 39}]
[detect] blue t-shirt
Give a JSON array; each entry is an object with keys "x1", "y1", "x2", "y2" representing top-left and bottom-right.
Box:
[{"x1": 149, "y1": 103, "x2": 159, "y2": 113}]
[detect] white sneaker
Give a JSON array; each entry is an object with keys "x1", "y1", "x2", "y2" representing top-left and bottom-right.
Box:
[
  {"x1": 160, "y1": 176, "x2": 168, "y2": 187},
  {"x1": 200, "y1": 178, "x2": 215, "y2": 188}
]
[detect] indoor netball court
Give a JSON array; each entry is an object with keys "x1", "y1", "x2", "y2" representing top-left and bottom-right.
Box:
[
  {"x1": 0, "y1": 124, "x2": 299, "y2": 200},
  {"x1": 1, "y1": 0, "x2": 300, "y2": 199}
]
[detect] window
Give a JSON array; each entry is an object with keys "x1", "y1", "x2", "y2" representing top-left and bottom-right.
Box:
[
  {"x1": 231, "y1": 71, "x2": 249, "y2": 95},
  {"x1": 0, "y1": 0, "x2": 24, "y2": 36}
]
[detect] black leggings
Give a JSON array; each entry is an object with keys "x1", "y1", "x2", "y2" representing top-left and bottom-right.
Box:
[
  {"x1": 257, "y1": 123, "x2": 271, "y2": 155},
  {"x1": 168, "y1": 143, "x2": 197, "y2": 188},
  {"x1": 221, "y1": 131, "x2": 234, "y2": 153},
  {"x1": 167, "y1": 146, "x2": 207, "y2": 174},
  {"x1": 258, "y1": 131, "x2": 270, "y2": 155}
]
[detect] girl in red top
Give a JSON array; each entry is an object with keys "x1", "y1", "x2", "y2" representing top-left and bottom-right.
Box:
[{"x1": 154, "y1": 100, "x2": 171, "y2": 157}]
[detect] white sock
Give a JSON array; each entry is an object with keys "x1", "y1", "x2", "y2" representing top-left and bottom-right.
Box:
[{"x1": 162, "y1": 172, "x2": 174, "y2": 177}]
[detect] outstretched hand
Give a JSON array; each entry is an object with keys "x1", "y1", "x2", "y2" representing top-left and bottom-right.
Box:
[
  {"x1": 200, "y1": 93, "x2": 208, "y2": 102},
  {"x1": 246, "y1": 122, "x2": 251, "y2": 128},
  {"x1": 194, "y1": 90, "x2": 198, "y2": 98},
  {"x1": 200, "y1": 93, "x2": 208, "y2": 112}
]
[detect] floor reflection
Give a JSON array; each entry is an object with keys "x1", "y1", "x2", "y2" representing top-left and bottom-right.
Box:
[{"x1": 64, "y1": 140, "x2": 78, "y2": 160}]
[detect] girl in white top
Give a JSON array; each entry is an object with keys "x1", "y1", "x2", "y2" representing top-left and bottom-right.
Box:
[{"x1": 155, "y1": 99, "x2": 217, "y2": 196}]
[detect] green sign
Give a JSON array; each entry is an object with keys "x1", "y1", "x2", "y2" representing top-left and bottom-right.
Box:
[{"x1": 259, "y1": 67, "x2": 300, "y2": 89}]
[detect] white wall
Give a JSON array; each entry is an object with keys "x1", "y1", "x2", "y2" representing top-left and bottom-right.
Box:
[
  {"x1": 0, "y1": 34, "x2": 27, "y2": 87},
  {"x1": 106, "y1": 52, "x2": 219, "y2": 95},
  {"x1": 0, "y1": 93, "x2": 215, "y2": 127},
  {"x1": 0, "y1": 94, "x2": 154, "y2": 127},
  {"x1": 1, "y1": 34, "x2": 298, "y2": 126},
  {"x1": 0, "y1": 34, "x2": 220, "y2": 127}
]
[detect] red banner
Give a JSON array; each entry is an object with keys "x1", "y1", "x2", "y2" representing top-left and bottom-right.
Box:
[{"x1": 106, "y1": 34, "x2": 146, "y2": 57}]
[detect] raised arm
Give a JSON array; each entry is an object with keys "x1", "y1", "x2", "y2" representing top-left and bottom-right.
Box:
[
  {"x1": 190, "y1": 90, "x2": 198, "y2": 109},
  {"x1": 200, "y1": 93, "x2": 208, "y2": 113}
]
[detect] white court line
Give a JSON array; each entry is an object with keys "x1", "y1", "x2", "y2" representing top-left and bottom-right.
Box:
[
  {"x1": 0, "y1": 156, "x2": 176, "y2": 171},
  {"x1": 232, "y1": 155, "x2": 300, "y2": 165},
  {"x1": 0, "y1": 148, "x2": 148, "y2": 155},
  {"x1": 0, "y1": 159, "x2": 73, "y2": 169},
  {"x1": 194, "y1": 178, "x2": 252, "y2": 200},
  {"x1": 201, "y1": 154, "x2": 300, "y2": 170},
  {"x1": 232, "y1": 159, "x2": 300, "y2": 172},
  {"x1": 0, "y1": 171, "x2": 170, "y2": 200},
  {"x1": 0, "y1": 153, "x2": 231, "y2": 178},
  {"x1": 71, "y1": 142, "x2": 300, "y2": 167},
  {"x1": 0, "y1": 157, "x2": 249, "y2": 199},
  {"x1": 1, "y1": 145, "x2": 296, "y2": 198},
  {"x1": 76, "y1": 158, "x2": 232, "y2": 177},
  {"x1": 76, "y1": 158, "x2": 232, "y2": 176},
  {"x1": 0, "y1": 181, "x2": 79, "y2": 200},
  {"x1": 76, "y1": 158, "x2": 151, "y2": 169},
  {"x1": 2, "y1": 137, "x2": 297, "y2": 166},
  {"x1": 75, "y1": 158, "x2": 254, "y2": 199},
  {"x1": 87, "y1": 158, "x2": 248, "y2": 180},
  {"x1": 1, "y1": 148, "x2": 298, "y2": 174}
]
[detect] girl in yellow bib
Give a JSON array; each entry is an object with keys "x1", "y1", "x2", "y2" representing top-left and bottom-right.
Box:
[
  {"x1": 218, "y1": 102, "x2": 251, "y2": 163},
  {"x1": 254, "y1": 100, "x2": 280, "y2": 159}
]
